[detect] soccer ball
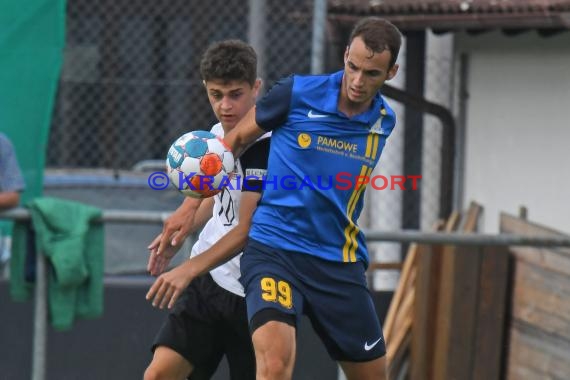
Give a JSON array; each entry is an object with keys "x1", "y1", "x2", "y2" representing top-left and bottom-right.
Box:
[{"x1": 166, "y1": 130, "x2": 235, "y2": 198}]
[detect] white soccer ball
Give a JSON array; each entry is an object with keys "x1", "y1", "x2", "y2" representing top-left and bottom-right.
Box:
[{"x1": 166, "y1": 130, "x2": 234, "y2": 198}]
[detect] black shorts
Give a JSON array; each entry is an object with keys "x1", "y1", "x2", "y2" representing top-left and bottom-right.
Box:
[{"x1": 151, "y1": 273, "x2": 255, "y2": 380}]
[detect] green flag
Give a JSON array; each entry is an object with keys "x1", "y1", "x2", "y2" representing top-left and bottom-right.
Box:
[
  {"x1": 0, "y1": 0, "x2": 66, "y2": 202},
  {"x1": 0, "y1": 0, "x2": 65, "y2": 237}
]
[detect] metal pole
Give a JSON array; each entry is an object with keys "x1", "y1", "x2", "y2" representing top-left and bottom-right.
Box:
[
  {"x1": 311, "y1": 0, "x2": 328, "y2": 74},
  {"x1": 364, "y1": 230, "x2": 570, "y2": 247},
  {"x1": 0, "y1": 208, "x2": 171, "y2": 224},
  {"x1": 3, "y1": 208, "x2": 570, "y2": 248},
  {"x1": 31, "y1": 251, "x2": 47, "y2": 380},
  {"x1": 453, "y1": 53, "x2": 470, "y2": 212},
  {"x1": 248, "y1": 0, "x2": 266, "y2": 82}
]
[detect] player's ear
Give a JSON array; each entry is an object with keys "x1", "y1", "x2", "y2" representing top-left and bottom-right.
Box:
[
  {"x1": 253, "y1": 78, "x2": 262, "y2": 96},
  {"x1": 386, "y1": 64, "x2": 399, "y2": 81},
  {"x1": 344, "y1": 46, "x2": 349, "y2": 64},
  {"x1": 202, "y1": 80, "x2": 207, "y2": 87}
]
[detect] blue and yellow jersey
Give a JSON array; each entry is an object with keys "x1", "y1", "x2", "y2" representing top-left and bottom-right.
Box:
[{"x1": 250, "y1": 70, "x2": 396, "y2": 266}]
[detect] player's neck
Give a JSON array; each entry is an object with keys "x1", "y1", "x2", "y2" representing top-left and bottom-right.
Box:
[
  {"x1": 338, "y1": 93, "x2": 372, "y2": 118},
  {"x1": 220, "y1": 123, "x2": 233, "y2": 136}
]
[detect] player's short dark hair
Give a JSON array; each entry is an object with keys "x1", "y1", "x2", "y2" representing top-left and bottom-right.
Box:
[
  {"x1": 349, "y1": 17, "x2": 402, "y2": 69},
  {"x1": 200, "y1": 39, "x2": 257, "y2": 86}
]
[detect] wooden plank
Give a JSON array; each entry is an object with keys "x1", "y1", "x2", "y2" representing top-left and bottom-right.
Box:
[
  {"x1": 445, "y1": 211, "x2": 461, "y2": 232},
  {"x1": 510, "y1": 245, "x2": 570, "y2": 277},
  {"x1": 420, "y1": 243, "x2": 443, "y2": 380},
  {"x1": 410, "y1": 244, "x2": 432, "y2": 380},
  {"x1": 501, "y1": 213, "x2": 570, "y2": 276},
  {"x1": 507, "y1": 322, "x2": 570, "y2": 379},
  {"x1": 446, "y1": 245, "x2": 482, "y2": 380},
  {"x1": 432, "y1": 202, "x2": 483, "y2": 380},
  {"x1": 387, "y1": 340, "x2": 410, "y2": 380},
  {"x1": 390, "y1": 279, "x2": 415, "y2": 344},
  {"x1": 432, "y1": 242, "x2": 457, "y2": 380},
  {"x1": 367, "y1": 262, "x2": 404, "y2": 271},
  {"x1": 462, "y1": 201, "x2": 483, "y2": 232},
  {"x1": 386, "y1": 267, "x2": 416, "y2": 346},
  {"x1": 501, "y1": 213, "x2": 570, "y2": 378},
  {"x1": 419, "y1": 220, "x2": 450, "y2": 379},
  {"x1": 384, "y1": 243, "x2": 418, "y2": 343},
  {"x1": 387, "y1": 315, "x2": 412, "y2": 363},
  {"x1": 472, "y1": 245, "x2": 510, "y2": 380},
  {"x1": 500, "y1": 213, "x2": 570, "y2": 247},
  {"x1": 511, "y1": 260, "x2": 570, "y2": 341},
  {"x1": 385, "y1": 218, "x2": 448, "y2": 379},
  {"x1": 446, "y1": 203, "x2": 484, "y2": 379},
  {"x1": 387, "y1": 330, "x2": 411, "y2": 380},
  {"x1": 386, "y1": 288, "x2": 413, "y2": 380}
]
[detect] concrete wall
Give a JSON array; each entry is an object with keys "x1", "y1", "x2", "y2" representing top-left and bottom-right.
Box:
[{"x1": 456, "y1": 31, "x2": 570, "y2": 232}]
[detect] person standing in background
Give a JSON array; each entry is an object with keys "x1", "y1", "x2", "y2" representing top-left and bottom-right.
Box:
[{"x1": 0, "y1": 132, "x2": 25, "y2": 272}]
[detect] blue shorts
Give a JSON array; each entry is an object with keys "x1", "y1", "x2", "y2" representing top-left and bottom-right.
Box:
[{"x1": 239, "y1": 239, "x2": 386, "y2": 362}]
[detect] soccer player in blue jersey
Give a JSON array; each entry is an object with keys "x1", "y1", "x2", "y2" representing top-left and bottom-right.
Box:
[{"x1": 222, "y1": 17, "x2": 401, "y2": 380}]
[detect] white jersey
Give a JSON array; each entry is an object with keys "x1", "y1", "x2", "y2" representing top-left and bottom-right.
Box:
[{"x1": 190, "y1": 123, "x2": 269, "y2": 297}]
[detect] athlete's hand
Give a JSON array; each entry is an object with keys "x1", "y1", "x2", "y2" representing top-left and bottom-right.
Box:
[
  {"x1": 146, "y1": 262, "x2": 195, "y2": 309},
  {"x1": 147, "y1": 233, "x2": 180, "y2": 276},
  {"x1": 147, "y1": 198, "x2": 199, "y2": 275},
  {"x1": 155, "y1": 210, "x2": 193, "y2": 256}
]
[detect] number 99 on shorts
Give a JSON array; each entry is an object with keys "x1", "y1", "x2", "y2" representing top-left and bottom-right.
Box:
[{"x1": 261, "y1": 277, "x2": 293, "y2": 309}]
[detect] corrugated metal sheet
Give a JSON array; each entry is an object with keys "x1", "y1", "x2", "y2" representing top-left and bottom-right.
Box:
[
  {"x1": 330, "y1": 0, "x2": 570, "y2": 14},
  {"x1": 329, "y1": 0, "x2": 570, "y2": 31}
]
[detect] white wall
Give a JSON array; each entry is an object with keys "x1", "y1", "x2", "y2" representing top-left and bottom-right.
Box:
[{"x1": 456, "y1": 31, "x2": 570, "y2": 233}]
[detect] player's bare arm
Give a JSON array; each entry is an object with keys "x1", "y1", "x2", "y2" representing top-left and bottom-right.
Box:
[
  {"x1": 0, "y1": 191, "x2": 20, "y2": 210},
  {"x1": 222, "y1": 106, "x2": 265, "y2": 158},
  {"x1": 147, "y1": 197, "x2": 214, "y2": 276},
  {"x1": 146, "y1": 190, "x2": 261, "y2": 309}
]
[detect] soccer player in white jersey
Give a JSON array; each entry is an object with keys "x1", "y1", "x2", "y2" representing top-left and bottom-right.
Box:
[{"x1": 144, "y1": 40, "x2": 269, "y2": 380}]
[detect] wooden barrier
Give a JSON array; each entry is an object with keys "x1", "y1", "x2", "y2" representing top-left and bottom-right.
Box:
[
  {"x1": 501, "y1": 213, "x2": 570, "y2": 379},
  {"x1": 384, "y1": 202, "x2": 511, "y2": 380}
]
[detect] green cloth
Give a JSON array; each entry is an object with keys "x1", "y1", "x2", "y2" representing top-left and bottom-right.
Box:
[
  {"x1": 10, "y1": 197, "x2": 104, "y2": 330},
  {"x1": 0, "y1": 0, "x2": 66, "y2": 237}
]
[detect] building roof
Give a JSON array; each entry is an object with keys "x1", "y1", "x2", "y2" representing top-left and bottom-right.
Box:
[{"x1": 328, "y1": 0, "x2": 570, "y2": 33}]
